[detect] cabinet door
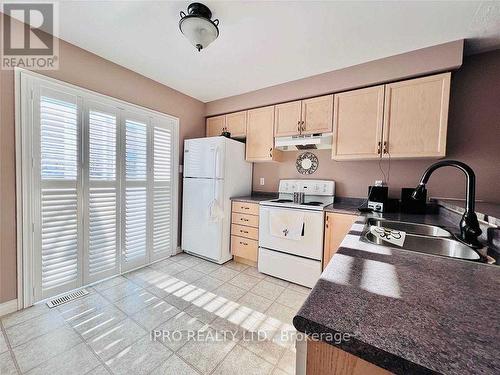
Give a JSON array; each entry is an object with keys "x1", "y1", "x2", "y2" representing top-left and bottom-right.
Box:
[
  {"x1": 225, "y1": 111, "x2": 247, "y2": 138},
  {"x1": 206, "y1": 115, "x2": 225, "y2": 137},
  {"x1": 323, "y1": 213, "x2": 357, "y2": 270},
  {"x1": 382, "y1": 72, "x2": 450, "y2": 159},
  {"x1": 332, "y1": 86, "x2": 384, "y2": 160},
  {"x1": 274, "y1": 101, "x2": 302, "y2": 137},
  {"x1": 301, "y1": 94, "x2": 334, "y2": 135},
  {"x1": 246, "y1": 106, "x2": 282, "y2": 162}
]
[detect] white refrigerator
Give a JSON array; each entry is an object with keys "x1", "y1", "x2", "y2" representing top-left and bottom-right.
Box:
[{"x1": 182, "y1": 137, "x2": 252, "y2": 263}]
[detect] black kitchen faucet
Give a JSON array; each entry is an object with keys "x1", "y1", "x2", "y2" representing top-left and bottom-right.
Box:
[{"x1": 412, "y1": 160, "x2": 483, "y2": 249}]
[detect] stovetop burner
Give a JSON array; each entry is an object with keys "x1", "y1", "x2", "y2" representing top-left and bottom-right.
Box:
[{"x1": 302, "y1": 201, "x2": 323, "y2": 206}]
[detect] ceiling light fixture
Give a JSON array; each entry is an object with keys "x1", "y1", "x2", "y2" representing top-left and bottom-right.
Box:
[{"x1": 179, "y1": 2, "x2": 219, "y2": 52}]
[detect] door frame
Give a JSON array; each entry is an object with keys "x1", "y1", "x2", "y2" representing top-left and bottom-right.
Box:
[{"x1": 15, "y1": 68, "x2": 179, "y2": 308}]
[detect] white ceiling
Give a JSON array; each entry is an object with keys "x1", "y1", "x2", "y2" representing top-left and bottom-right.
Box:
[{"x1": 45, "y1": 1, "x2": 500, "y2": 101}]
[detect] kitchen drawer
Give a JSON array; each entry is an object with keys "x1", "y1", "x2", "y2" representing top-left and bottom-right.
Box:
[
  {"x1": 232, "y1": 201, "x2": 259, "y2": 216},
  {"x1": 232, "y1": 212, "x2": 259, "y2": 227},
  {"x1": 231, "y1": 235, "x2": 258, "y2": 262},
  {"x1": 231, "y1": 224, "x2": 258, "y2": 240}
]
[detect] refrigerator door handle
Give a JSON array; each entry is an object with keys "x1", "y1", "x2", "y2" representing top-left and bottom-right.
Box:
[
  {"x1": 209, "y1": 179, "x2": 224, "y2": 222},
  {"x1": 214, "y1": 146, "x2": 220, "y2": 179}
]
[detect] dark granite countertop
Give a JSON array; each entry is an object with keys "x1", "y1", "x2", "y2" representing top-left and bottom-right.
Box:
[
  {"x1": 432, "y1": 198, "x2": 500, "y2": 226},
  {"x1": 230, "y1": 193, "x2": 277, "y2": 203},
  {"x1": 324, "y1": 197, "x2": 364, "y2": 215},
  {"x1": 293, "y1": 212, "x2": 500, "y2": 374}
]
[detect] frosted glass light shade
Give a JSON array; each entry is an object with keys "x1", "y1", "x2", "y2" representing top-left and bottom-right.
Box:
[{"x1": 179, "y1": 16, "x2": 219, "y2": 51}]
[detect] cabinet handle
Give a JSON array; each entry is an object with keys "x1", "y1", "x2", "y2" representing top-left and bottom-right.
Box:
[
  {"x1": 241, "y1": 206, "x2": 249, "y2": 210},
  {"x1": 383, "y1": 141, "x2": 388, "y2": 154},
  {"x1": 301, "y1": 121, "x2": 305, "y2": 131},
  {"x1": 269, "y1": 147, "x2": 273, "y2": 158},
  {"x1": 240, "y1": 230, "x2": 249, "y2": 234},
  {"x1": 377, "y1": 141, "x2": 381, "y2": 155},
  {"x1": 240, "y1": 218, "x2": 249, "y2": 222},
  {"x1": 297, "y1": 121, "x2": 301, "y2": 133},
  {"x1": 239, "y1": 241, "x2": 248, "y2": 246}
]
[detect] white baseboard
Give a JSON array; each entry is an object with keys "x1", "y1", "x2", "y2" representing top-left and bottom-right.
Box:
[{"x1": 0, "y1": 299, "x2": 18, "y2": 317}]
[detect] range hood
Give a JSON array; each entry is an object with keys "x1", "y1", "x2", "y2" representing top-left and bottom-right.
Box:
[{"x1": 275, "y1": 133, "x2": 333, "y2": 151}]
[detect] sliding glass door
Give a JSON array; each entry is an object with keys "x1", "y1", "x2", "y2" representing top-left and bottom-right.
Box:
[{"x1": 21, "y1": 72, "x2": 179, "y2": 302}]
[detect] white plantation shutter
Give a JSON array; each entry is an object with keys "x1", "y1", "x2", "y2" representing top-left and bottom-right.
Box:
[
  {"x1": 21, "y1": 72, "x2": 178, "y2": 304},
  {"x1": 36, "y1": 89, "x2": 82, "y2": 300},
  {"x1": 122, "y1": 117, "x2": 150, "y2": 270},
  {"x1": 84, "y1": 105, "x2": 120, "y2": 283},
  {"x1": 152, "y1": 122, "x2": 175, "y2": 260}
]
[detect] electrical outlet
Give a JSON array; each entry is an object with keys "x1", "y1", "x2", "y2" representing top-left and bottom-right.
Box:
[{"x1": 260, "y1": 177, "x2": 265, "y2": 186}]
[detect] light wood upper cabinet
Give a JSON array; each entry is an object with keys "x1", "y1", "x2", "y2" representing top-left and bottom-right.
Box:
[
  {"x1": 382, "y1": 72, "x2": 451, "y2": 159},
  {"x1": 323, "y1": 212, "x2": 357, "y2": 270},
  {"x1": 206, "y1": 112, "x2": 247, "y2": 138},
  {"x1": 206, "y1": 115, "x2": 225, "y2": 137},
  {"x1": 274, "y1": 95, "x2": 333, "y2": 137},
  {"x1": 330, "y1": 72, "x2": 451, "y2": 160},
  {"x1": 246, "y1": 106, "x2": 283, "y2": 162},
  {"x1": 274, "y1": 101, "x2": 302, "y2": 137},
  {"x1": 301, "y1": 94, "x2": 334, "y2": 135},
  {"x1": 225, "y1": 111, "x2": 247, "y2": 138},
  {"x1": 332, "y1": 86, "x2": 385, "y2": 160}
]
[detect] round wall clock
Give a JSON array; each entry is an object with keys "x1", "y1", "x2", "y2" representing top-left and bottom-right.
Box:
[{"x1": 296, "y1": 152, "x2": 319, "y2": 175}]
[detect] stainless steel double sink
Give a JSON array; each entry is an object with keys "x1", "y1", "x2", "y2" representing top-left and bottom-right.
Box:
[{"x1": 361, "y1": 218, "x2": 481, "y2": 261}]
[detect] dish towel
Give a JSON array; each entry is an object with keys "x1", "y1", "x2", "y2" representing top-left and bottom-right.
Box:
[{"x1": 269, "y1": 210, "x2": 304, "y2": 240}]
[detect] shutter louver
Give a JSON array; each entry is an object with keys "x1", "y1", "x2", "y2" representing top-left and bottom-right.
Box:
[
  {"x1": 125, "y1": 187, "x2": 147, "y2": 262},
  {"x1": 89, "y1": 188, "x2": 117, "y2": 275},
  {"x1": 152, "y1": 126, "x2": 173, "y2": 258},
  {"x1": 86, "y1": 108, "x2": 119, "y2": 282},
  {"x1": 123, "y1": 119, "x2": 148, "y2": 268},
  {"x1": 39, "y1": 95, "x2": 80, "y2": 297}
]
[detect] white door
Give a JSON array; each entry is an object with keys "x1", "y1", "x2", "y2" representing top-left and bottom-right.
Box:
[
  {"x1": 184, "y1": 137, "x2": 225, "y2": 179},
  {"x1": 34, "y1": 86, "x2": 83, "y2": 301},
  {"x1": 83, "y1": 101, "x2": 120, "y2": 284},
  {"x1": 182, "y1": 178, "x2": 223, "y2": 261}
]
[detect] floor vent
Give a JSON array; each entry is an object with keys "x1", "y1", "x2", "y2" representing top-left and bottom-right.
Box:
[{"x1": 46, "y1": 289, "x2": 89, "y2": 308}]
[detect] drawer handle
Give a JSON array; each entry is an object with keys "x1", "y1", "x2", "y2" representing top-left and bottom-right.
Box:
[
  {"x1": 241, "y1": 206, "x2": 249, "y2": 210},
  {"x1": 239, "y1": 241, "x2": 248, "y2": 246},
  {"x1": 240, "y1": 230, "x2": 249, "y2": 234},
  {"x1": 240, "y1": 218, "x2": 249, "y2": 222}
]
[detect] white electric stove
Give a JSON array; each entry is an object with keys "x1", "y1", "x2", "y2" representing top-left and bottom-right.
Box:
[
  {"x1": 259, "y1": 180, "x2": 335, "y2": 211},
  {"x1": 258, "y1": 180, "x2": 335, "y2": 287}
]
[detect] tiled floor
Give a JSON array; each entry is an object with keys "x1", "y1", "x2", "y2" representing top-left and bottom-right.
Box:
[{"x1": 0, "y1": 253, "x2": 311, "y2": 375}]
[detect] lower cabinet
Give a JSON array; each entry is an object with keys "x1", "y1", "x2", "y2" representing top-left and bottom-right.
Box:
[
  {"x1": 304, "y1": 339, "x2": 392, "y2": 375},
  {"x1": 231, "y1": 201, "x2": 259, "y2": 266},
  {"x1": 323, "y1": 212, "x2": 358, "y2": 270}
]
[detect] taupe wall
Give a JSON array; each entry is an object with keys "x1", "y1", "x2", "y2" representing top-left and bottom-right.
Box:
[
  {"x1": 206, "y1": 40, "x2": 464, "y2": 116},
  {"x1": 0, "y1": 15, "x2": 206, "y2": 303},
  {"x1": 250, "y1": 50, "x2": 500, "y2": 202}
]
